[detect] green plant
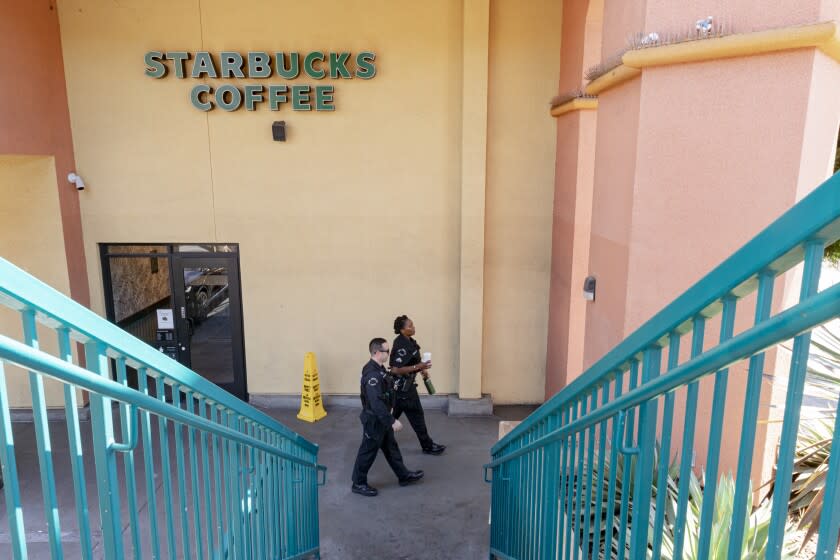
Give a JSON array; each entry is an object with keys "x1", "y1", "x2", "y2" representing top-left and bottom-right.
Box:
[
  {"x1": 805, "y1": 322, "x2": 840, "y2": 400},
  {"x1": 659, "y1": 474, "x2": 795, "y2": 560},
  {"x1": 571, "y1": 443, "x2": 794, "y2": 559},
  {"x1": 826, "y1": 242, "x2": 840, "y2": 266},
  {"x1": 765, "y1": 321, "x2": 839, "y2": 556}
]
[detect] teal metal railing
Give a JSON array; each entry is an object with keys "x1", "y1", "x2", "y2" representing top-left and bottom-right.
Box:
[
  {"x1": 486, "y1": 173, "x2": 840, "y2": 560},
  {"x1": 0, "y1": 258, "x2": 326, "y2": 559}
]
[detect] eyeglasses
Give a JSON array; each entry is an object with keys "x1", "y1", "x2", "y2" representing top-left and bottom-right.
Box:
[{"x1": 379, "y1": 348, "x2": 390, "y2": 354}]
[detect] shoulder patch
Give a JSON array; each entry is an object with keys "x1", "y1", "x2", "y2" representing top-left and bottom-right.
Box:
[
  {"x1": 367, "y1": 378, "x2": 378, "y2": 386},
  {"x1": 397, "y1": 348, "x2": 407, "y2": 357}
]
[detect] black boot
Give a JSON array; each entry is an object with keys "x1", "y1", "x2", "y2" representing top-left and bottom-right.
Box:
[
  {"x1": 422, "y1": 443, "x2": 446, "y2": 455},
  {"x1": 399, "y1": 470, "x2": 424, "y2": 486},
  {"x1": 351, "y1": 483, "x2": 378, "y2": 497}
]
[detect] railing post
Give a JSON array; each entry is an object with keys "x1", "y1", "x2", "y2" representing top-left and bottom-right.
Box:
[
  {"x1": 768, "y1": 241, "x2": 824, "y2": 558},
  {"x1": 581, "y1": 390, "x2": 599, "y2": 560},
  {"x1": 22, "y1": 310, "x2": 64, "y2": 560},
  {"x1": 57, "y1": 328, "x2": 93, "y2": 560},
  {"x1": 169, "y1": 382, "x2": 193, "y2": 559},
  {"x1": 115, "y1": 357, "x2": 142, "y2": 558},
  {"x1": 539, "y1": 413, "x2": 560, "y2": 560},
  {"x1": 697, "y1": 296, "x2": 738, "y2": 559},
  {"x1": 603, "y1": 370, "x2": 624, "y2": 558},
  {"x1": 185, "y1": 390, "x2": 205, "y2": 560},
  {"x1": 815, "y1": 396, "x2": 840, "y2": 559},
  {"x1": 591, "y1": 381, "x2": 610, "y2": 560},
  {"x1": 727, "y1": 272, "x2": 775, "y2": 558},
  {"x1": 572, "y1": 395, "x2": 589, "y2": 559},
  {"x1": 616, "y1": 362, "x2": 639, "y2": 559},
  {"x1": 0, "y1": 359, "x2": 27, "y2": 560},
  {"x1": 563, "y1": 402, "x2": 580, "y2": 560},
  {"x1": 136, "y1": 369, "x2": 161, "y2": 560},
  {"x1": 673, "y1": 316, "x2": 705, "y2": 559},
  {"x1": 85, "y1": 341, "x2": 125, "y2": 559},
  {"x1": 651, "y1": 334, "x2": 680, "y2": 560},
  {"x1": 155, "y1": 376, "x2": 178, "y2": 559},
  {"x1": 629, "y1": 346, "x2": 662, "y2": 560}
]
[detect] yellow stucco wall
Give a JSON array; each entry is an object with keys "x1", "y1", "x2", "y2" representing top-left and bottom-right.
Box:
[
  {"x1": 0, "y1": 156, "x2": 72, "y2": 407},
  {"x1": 57, "y1": 0, "x2": 560, "y2": 402},
  {"x1": 483, "y1": 0, "x2": 562, "y2": 404}
]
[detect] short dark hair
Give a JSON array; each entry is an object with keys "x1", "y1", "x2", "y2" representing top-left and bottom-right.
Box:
[
  {"x1": 393, "y1": 315, "x2": 409, "y2": 334},
  {"x1": 369, "y1": 337, "x2": 387, "y2": 355}
]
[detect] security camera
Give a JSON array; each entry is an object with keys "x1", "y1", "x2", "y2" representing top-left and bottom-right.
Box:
[{"x1": 67, "y1": 172, "x2": 86, "y2": 191}]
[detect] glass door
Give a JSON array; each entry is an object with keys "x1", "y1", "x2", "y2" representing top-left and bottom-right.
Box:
[
  {"x1": 172, "y1": 254, "x2": 247, "y2": 400},
  {"x1": 101, "y1": 244, "x2": 248, "y2": 401}
]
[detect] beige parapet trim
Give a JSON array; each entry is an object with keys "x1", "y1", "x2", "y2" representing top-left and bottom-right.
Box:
[
  {"x1": 818, "y1": 22, "x2": 840, "y2": 61},
  {"x1": 550, "y1": 97, "x2": 599, "y2": 117},
  {"x1": 623, "y1": 21, "x2": 839, "y2": 68},
  {"x1": 578, "y1": 21, "x2": 840, "y2": 99},
  {"x1": 584, "y1": 64, "x2": 641, "y2": 96}
]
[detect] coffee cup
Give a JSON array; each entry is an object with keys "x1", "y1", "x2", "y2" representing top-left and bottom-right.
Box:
[{"x1": 422, "y1": 352, "x2": 431, "y2": 363}]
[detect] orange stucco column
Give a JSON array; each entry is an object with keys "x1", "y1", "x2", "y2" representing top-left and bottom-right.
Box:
[
  {"x1": 545, "y1": 0, "x2": 602, "y2": 398},
  {"x1": 583, "y1": 2, "x2": 840, "y2": 478},
  {"x1": 0, "y1": 1, "x2": 90, "y2": 309}
]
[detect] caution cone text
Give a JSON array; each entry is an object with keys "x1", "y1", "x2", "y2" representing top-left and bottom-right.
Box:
[{"x1": 297, "y1": 352, "x2": 327, "y2": 422}]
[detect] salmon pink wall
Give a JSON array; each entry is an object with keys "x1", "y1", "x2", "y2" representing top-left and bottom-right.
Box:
[{"x1": 0, "y1": 0, "x2": 89, "y2": 307}]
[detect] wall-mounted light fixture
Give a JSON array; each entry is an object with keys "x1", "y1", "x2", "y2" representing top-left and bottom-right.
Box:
[
  {"x1": 272, "y1": 121, "x2": 286, "y2": 142},
  {"x1": 583, "y1": 275, "x2": 596, "y2": 301},
  {"x1": 67, "y1": 172, "x2": 86, "y2": 191}
]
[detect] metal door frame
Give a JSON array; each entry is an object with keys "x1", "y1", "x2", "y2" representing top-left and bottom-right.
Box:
[{"x1": 100, "y1": 243, "x2": 248, "y2": 401}]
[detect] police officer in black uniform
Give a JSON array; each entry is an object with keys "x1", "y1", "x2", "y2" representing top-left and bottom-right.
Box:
[
  {"x1": 390, "y1": 315, "x2": 446, "y2": 455},
  {"x1": 351, "y1": 337, "x2": 424, "y2": 497}
]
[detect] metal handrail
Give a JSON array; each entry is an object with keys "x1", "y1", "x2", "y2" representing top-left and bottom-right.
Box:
[
  {"x1": 486, "y1": 172, "x2": 840, "y2": 560},
  {"x1": 485, "y1": 279, "x2": 840, "y2": 470},
  {"x1": 0, "y1": 334, "x2": 324, "y2": 469},
  {"x1": 0, "y1": 256, "x2": 325, "y2": 560},
  {"x1": 0, "y1": 257, "x2": 315, "y2": 453}
]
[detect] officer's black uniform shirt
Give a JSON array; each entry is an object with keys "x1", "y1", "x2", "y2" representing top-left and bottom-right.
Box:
[
  {"x1": 390, "y1": 334, "x2": 421, "y2": 392},
  {"x1": 360, "y1": 359, "x2": 395, "y2": 426}
]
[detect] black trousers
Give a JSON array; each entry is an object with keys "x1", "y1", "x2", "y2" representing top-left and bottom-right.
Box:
[
  {"x1": 393, "y1": 385, "x2": 434, "y2": 450},
  {"x1": 351, "y1": 412, "x2": 410, "y2": 485}
]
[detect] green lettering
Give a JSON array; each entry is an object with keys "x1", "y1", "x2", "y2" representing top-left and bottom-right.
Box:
[
  {"x1": 248, "y1": 52, "x2": 271, "y2": 78},
  {"x1": 165, "y1": 51, "x2": 191, "y2": 78},
  {"x1": 355, "y1": 51, "x2": 376, "y2": 79},
  {"x1": 329, "y1": 52, "x2": 351, "y2": 79},
  {"x1": 216, "y1": 85, "x2": 242, "y2": 111},
  {"x1": 244, "y1": 85, "x2": 264, "y2": 111},
  {"x1": 291, "y1": 85, "x2": 311, "y2": 111},
  {"x1": 275, "y1": 52, "x2": 300, "y2": 79},
  {"x1": 303, "y1": 51, "x2": 326, "y2": 79},
  {"x1": 144, "y1": 51, "x2": 166, "y2": 78},
  {"x1": 220, "y1": 52, "x2": 245, "y2": 78},
  {"x1": 191, "y1": 51, "x2": 217, "y2": 78},
  {"x1": 268, "y1": 85, "x2": 288, "y2": 110},
  {"x1": 191, "y1": 85, "x2": 212, "y2": 111},
  {"x1": 315, "y1": 86, "x2": 335, "y2": 111}
]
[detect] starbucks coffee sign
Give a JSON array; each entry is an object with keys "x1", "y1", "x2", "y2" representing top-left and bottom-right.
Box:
[{"x1": 144, "y1": 51, "x2": 377, "y2": 112}]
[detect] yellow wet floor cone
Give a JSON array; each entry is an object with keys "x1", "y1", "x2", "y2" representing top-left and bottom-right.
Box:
[{"x1": 297, "y1": 352, "x2": 327, "y2": 422}]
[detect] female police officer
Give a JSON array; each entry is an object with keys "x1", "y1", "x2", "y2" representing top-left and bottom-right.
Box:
[{"x1": 389, "y1": 315, "x2": 446, "y2": 455}]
